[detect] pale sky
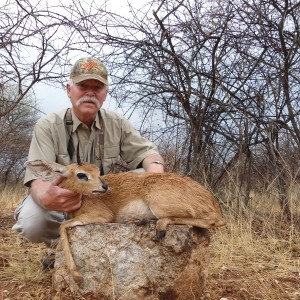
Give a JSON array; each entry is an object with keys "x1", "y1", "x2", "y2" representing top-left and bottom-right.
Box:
[
  {"x1": 33, "y1": 82, "x2": 116, "y2": 115},
  {"x1": 34, "y1": 82, "x2": 69, "y2": 114},
  {"x1": 31, "y1": 0, "x2": 149, "y2": 122}
]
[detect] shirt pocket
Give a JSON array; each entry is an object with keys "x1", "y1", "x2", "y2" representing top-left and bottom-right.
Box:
[
  {"x1": 104, "y1": 145, "x2": 120, "y2": 159},
  {"x1": 102, "y1": 146, "x2": 121, "y2": 173}
]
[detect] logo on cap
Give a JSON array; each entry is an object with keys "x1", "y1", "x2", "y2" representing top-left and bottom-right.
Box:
[{"x1": 81, "y1": 61, "x2": 102, "y2": 72}]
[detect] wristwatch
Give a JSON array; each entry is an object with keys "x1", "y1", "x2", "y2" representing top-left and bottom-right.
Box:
[{"x1": 150, "y1": 161, "x2": 164, "y2": 165}]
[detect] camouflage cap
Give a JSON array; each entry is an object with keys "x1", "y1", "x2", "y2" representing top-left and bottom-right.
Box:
[{"x1": 69, "y1": 57, "x2": 108, "y2": 85}]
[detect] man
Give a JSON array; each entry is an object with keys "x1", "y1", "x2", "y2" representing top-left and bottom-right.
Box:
[{"x1": 12, "y1": 57, "x2": 164, "y2": 248}]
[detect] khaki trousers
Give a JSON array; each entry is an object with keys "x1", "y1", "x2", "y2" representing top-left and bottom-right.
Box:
[{"x1": 12, "y1": 195, "x2": 66, "y2": 247}]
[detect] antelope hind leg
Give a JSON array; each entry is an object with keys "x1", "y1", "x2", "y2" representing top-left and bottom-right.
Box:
[{"x1": 155, "y1": 217, "x2": 221, "y2": 239}]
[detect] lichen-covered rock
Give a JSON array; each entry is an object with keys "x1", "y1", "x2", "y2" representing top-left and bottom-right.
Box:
[{"x1": 53, "y1": 222, "x2": 210, "y2": 300}]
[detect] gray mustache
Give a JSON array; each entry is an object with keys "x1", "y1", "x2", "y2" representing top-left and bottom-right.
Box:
[{"x1": 76, "y1": 96, "x2": 99, "y2": 107}]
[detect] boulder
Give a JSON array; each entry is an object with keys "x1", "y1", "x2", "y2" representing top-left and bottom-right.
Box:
[{"x1": 53, "y1": 222, "x2": 210, "y2": 300}]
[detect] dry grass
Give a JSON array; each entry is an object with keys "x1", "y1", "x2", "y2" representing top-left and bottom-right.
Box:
[
  {"x1": 206, "y1": 212, "x2": 300, "y2": 299},
  {"x1": 0, "y1": 185, "x2": 299, "y2": 300}
]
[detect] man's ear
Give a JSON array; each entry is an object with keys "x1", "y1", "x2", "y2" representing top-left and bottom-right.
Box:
[{"x1": 66, "y1": 83, "x2": 71, "y2": 97}]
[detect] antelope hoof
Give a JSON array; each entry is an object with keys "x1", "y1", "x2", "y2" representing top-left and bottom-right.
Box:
[
  {"x1": 156, "y1": 230, "x2": 166, "y2": 240},
  {"x1": 72, "y1": 271, "x2": 82, "y2": 283}
]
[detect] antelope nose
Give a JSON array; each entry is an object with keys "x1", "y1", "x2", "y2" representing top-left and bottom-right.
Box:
[{"x1": 101, "y1": 181, "x2": 108, "y2": 191}]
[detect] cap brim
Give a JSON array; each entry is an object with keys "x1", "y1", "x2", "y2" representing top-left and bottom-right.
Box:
[{"x1": 71, "y1": 74, "x2": 108, "y2": 85}]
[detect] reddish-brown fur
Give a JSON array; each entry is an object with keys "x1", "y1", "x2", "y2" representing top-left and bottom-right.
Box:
[{"x1": 26, "y1": 160, "x2": 225, "y2": 283}]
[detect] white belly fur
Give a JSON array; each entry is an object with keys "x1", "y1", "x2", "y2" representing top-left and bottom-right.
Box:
[{"x1": 116, "y1": 200, "x2": 156, "y2": 223}]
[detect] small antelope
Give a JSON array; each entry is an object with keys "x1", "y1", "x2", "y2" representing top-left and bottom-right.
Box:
[{"x1": 26, "y1": 160, "x2": 225, "y2": 283}]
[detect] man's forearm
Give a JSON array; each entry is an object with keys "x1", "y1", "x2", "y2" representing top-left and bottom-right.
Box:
[{"x1": 142, "y1": 154, "x2": 164, "y2": 173}]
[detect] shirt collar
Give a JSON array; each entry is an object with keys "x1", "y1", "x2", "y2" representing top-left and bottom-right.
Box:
[{"x1": 70, "y1": 109, "x2": 101, "y2": 132}]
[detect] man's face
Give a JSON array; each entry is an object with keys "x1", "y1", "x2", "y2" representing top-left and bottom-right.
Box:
[{"x1": 67, "y1": 79, "x2": 108, "y2": 119}]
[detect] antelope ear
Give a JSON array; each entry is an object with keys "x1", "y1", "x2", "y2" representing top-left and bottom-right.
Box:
[{"x1": 25, "y1": 160, "x2": 70, "y2": 180}]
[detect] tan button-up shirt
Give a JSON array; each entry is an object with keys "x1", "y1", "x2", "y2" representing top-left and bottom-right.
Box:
[{"x1": 24, "y1": 108, "x2": 159, "y2": 186}]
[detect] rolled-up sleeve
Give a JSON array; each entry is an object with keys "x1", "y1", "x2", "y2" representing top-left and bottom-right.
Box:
[
  {"x1": 119, "y1": 118, "x2": 159, "y2": 169},
  {"x1": 101, "y1": 109, "x2": 160, "y2": 171},
  {"x1": 24, "y1": 120, "x2": 56, "y2": 186}
]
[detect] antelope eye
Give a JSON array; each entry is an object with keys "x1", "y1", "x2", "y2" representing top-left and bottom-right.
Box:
[{"x1": 77, "y1": 172, "x2": 88, "y2": 181}]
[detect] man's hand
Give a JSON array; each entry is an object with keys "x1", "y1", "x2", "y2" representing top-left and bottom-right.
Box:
[{"x1": 30, "y1": 177, "x2": 82, "y2": 213}]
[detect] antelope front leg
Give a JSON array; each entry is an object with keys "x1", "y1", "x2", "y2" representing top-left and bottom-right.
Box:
[
  {"x1": 59, "y1": 213, "x2": 114, "y2": 283},
  {"x1": 59, "y1": 219, "x2": 83, "y2": 283}
]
